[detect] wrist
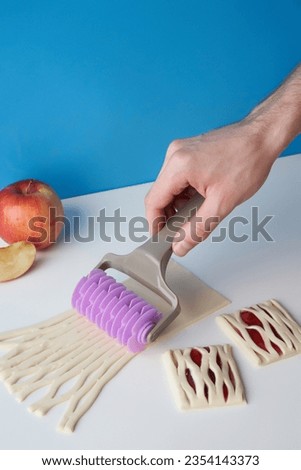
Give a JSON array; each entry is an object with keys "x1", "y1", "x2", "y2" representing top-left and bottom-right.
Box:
[
  {"x1": 242, "y1": 112, "x2": 284, "y2": 165},
  {"x1": 245, "y1": 65, "x2": 301, "y2": 158}
]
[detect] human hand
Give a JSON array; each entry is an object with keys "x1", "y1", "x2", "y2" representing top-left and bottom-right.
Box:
[{"x1": 145, "y1": 119, "x2": 280, "y2": 256}]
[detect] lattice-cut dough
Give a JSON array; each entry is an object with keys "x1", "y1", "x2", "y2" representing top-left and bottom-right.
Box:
[
  {"x1": 163, "y1": 344, "x2": 246, "y2": 410},
  {"x1": 0, "y1": 260, "x2": 229, "y2": 433},
  {"x1": 217, "y1": 299, "x2": 301, "y2": 367}
]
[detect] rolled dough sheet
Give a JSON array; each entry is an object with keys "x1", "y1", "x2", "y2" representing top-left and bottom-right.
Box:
[
  {"x1": 125, "y1": 259, "x2": 230, "y2": 341},
  {"x1": 163, "y1": 344, "x2": 246, "y2": 410},
  {"x1": 0, "y1": 260, "x2": 229, "y2": 433}
]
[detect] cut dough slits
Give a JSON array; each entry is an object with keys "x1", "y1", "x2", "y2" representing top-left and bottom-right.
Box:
[
  {"x1": 0, "y1": 311, "x2": 135, "y2": 433},
  {"x1": 217, "y1": 299, "x2": 301, "y2": 366},
  {"x1": 163, "y1": 344, "x2": 246, "y2": 410}
]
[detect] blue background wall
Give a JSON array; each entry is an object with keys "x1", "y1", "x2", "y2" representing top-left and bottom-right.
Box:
[{"x1": 0, "y1": 0, "x2": 300, "y2": 199}]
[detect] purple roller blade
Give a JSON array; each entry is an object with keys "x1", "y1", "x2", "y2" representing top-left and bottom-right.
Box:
[
  {"x1": 90, "y1": 291, "x2": 107, "y2": 325},
  {"x1": 107, "y1": 290, "x2": 134, "y2": 317},
  {"x1": 105, "y1": 316, "x2": 119, "y2": 338},
  {"x1": 93, "y1": 276, "x2": 116, "y2": 292},
  {"x1": 88, "y1": 269, "x2": 105, "y2": 281},
  {"x1": 105, "y1": 292, "x2": 138, "y2": 337},
  {"x1": 126, "y1": 338, "x2": 145, "y2": 353},
  {"x1": 131, "y1": 308, "x2": 160, "y2": 337},
  {"x1": 117, "y1": 300, "x2": 146, "y2": 344},
  {"x1": 94, "y1": 282, "x2": 124, "y2": 324},
  {"x1": 120, "y1": 311, "x2": 141, "y2": 345},
  {"x1": 85, "y1": 280, "x2": 123, "y2": 320},
  {"x1": 75, "y1": 273, "x2": 113, "y2": 314},
  {"x1": 115, "y1": 311, "x2": 137, "y2": 344},
  {"x1": 85, "y1": 284, "x2": 108, "y2": 319},
  {"x1": 79, "y1": 282, "x2": 99, "y2": 316},
  {"x1": 71, "y1": 276, "x2": 87, "y2": 308},
  {"x1": 139, "y1": 321, "x2": 157, "y2": 343},
  {"x1": 127, "y1": 330, "x2": 152, "y2": 353},
  {"x1": 127, "y1": 320, "x2": 157, "y2": 352},
  {"x1": 98, "y1": 285, "x2": 128, "y2": 325},
  {"x1": 75, "y1": 296, "x2": 83, "y2": 313},
  {"x1": 107, "y1": 280, "x2": 125, "y2": 293},
  {"x1": 85, "y1": 277, "x2": 117, "y2": 319},
  {"x1": 91, "y1": 285, "x2": 117, "y2": 325},
  {"x1": 74, "y1": 277, "x2": 91, "y2": 312},
  {"x1": 119, "y1": 288, "x2": 137, "y2": 299},
  {"x1": 72, "y1": 270, "x2": 164, "y2": 352},
  {"x1": 72, "y1": 270, "x2": 107, "y2": 308},
  {"x1": 92, "y1": 281, "x2": 122, "y2": 321},
  {"x1": 82, "y1": 271, "x2": 106, "y2": 291},
  {"x1": 128, "y1": 309, "x2": 160, "y2": 346},
  {"x1": 101, "y1": 283, "x2": 125, "y2": 308},
  {"x1": 112, "y1": 293, "x2": 144, "y2": 322},
  {"x1": 100, "y1": 287, "x2": 127, "y2": 332},
  {"x1": 127, "y1": 295, "x2": 147, "y2": 309},
  {"x1": 109, "y1": 293, "x2": 138, "y2": 337},
  {"x1": 96, "y1": 296, "x2": 117, "y2": 330},
  {"x1": 73, "y1": 274, "x2": 104, "y2": 310},
  {"x1": 89, "y1": 290, "x2": 113, "y2": 323}
]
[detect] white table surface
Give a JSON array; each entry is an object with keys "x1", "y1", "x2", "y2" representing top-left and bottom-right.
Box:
[{"x1": 0, "y1": 154, "x2": 301, "y2": 450}]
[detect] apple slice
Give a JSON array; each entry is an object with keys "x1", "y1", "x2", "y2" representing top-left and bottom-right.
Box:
[{"x1": 0, "y1": 241, "x2": 36, "y2": 282}]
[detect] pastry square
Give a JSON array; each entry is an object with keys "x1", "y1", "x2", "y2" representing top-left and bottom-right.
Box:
[
  {"x1": 163, "y1": 344, "x2": 246, "y2": 410},
  {"x1": 217, "y1": 299, "x2": 301, "y2": 367}
]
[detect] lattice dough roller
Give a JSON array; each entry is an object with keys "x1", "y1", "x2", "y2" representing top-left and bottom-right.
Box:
[{"x1": 72, "y1": 192, "x2": 204, "y2": 353}]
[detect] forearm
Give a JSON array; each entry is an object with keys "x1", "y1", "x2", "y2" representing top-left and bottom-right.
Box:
[{"x1": 246, "y1": 63, "x2": 301, "y2": 157}]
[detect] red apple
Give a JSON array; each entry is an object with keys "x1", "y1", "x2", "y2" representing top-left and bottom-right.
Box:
[{"x1": 0, "y1": 179, "x2": 64, "y2": 250}]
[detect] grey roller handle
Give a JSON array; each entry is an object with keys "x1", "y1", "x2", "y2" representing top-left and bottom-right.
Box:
[
  {"x1": 137, "y1": 191, "x2": 205, "y2": 275},
  {"x1": 95, "y1": 191, "x2": 205, "y2": 344}
]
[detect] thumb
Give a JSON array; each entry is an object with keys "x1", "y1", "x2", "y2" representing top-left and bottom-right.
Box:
[{"x1": 172, "y1": 193, "x2": 231, "y2": 257}]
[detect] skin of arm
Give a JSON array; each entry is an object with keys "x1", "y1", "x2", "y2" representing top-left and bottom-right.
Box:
[{"x1": 145, "y1": 64, "x2": 301, "y2": 256}]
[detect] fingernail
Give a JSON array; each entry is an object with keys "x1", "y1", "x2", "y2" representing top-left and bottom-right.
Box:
[{"x1": 172, "y1": 241, "x2": 190, "y2": 257}]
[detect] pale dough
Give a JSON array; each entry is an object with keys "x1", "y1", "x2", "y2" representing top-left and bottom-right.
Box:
[
  {"x1": 217, "y1": 299, "x2": 301, "y2": 367},
  {"x1": 163, "y1": 344, "x2": 246, "y2": 410},
  {"x1": 0, "y1": 260, "x2": 229, "y2": 433}
]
